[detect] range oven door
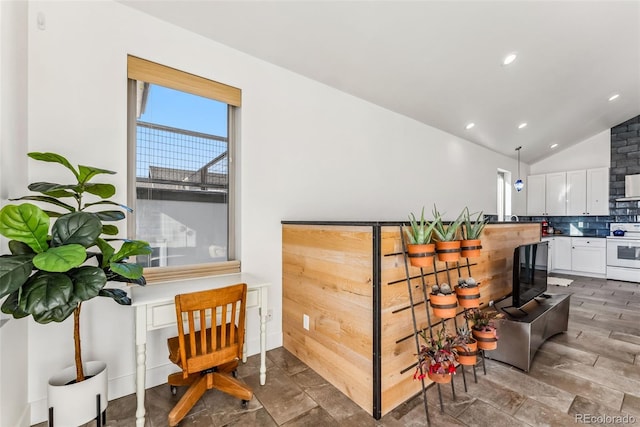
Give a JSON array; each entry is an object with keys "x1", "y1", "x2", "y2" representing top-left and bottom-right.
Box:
[{"x1": 606, "y1": 238, "x2": 640, "y2": 282}]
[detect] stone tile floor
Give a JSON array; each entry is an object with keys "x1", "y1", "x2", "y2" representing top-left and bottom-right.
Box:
[{"x1": 35, "y1": 274, "x2": 640, "y2": 426}]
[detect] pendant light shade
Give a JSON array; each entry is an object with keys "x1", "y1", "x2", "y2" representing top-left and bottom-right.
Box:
[{"x1": 514, "y1": 146, "x2": 524, "y2": 192}]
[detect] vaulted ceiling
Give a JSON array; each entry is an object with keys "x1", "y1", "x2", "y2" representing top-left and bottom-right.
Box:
[{"x1": 120, "y1": 0, "x2": 640, "y2": 164}]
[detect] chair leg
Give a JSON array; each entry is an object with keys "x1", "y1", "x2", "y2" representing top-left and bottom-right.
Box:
[
  {"x1": 210, "y1": 372, "x2": 253, "y2": 401},
  {"x1": 168, "y1": 374, "x2": 209, "y2": 427}
]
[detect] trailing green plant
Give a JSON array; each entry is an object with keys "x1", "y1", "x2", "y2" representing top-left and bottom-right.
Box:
[
  {"x1": 406, "y1": 207, "x2": 439, "y2": 245},
  {"x1": 0, "y1": 152, "x2": 151, "y2": 383},
  {"x1": 431, "y1": 205, "x2": 464, "y2": 242},
  {"x1": 462, "y1": 207, "x2": 489, "y2": 240}
]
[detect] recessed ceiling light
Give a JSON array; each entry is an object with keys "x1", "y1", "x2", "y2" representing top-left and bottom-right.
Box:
[
  {"x1": 502, "y1": 53, "x2": 517, "y2": 66},
  {"x1": 550, "y1": 143, "x2": 558, "y2": 149},
  {"x1": 518, "y1": 122, "x2": 527, "y2": 129},
  {"x1": 608, "y1": 94, "x2": 620, "y2": 101},
  {"x1": 465, "y1": 122, "x2": 475, "y2": 130}
]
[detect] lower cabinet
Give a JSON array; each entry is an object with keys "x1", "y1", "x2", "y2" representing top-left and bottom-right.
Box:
[
  {"x1": 571, "y1": 238, "x2": 606, "y2": 275},
  {"x1": 548, "y1": 236, "x2": 605, "y2": 277}
]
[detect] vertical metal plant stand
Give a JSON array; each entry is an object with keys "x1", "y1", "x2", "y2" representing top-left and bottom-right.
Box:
[{"x1": 400, "y1": 225, "x2": 485, "y2": 422}]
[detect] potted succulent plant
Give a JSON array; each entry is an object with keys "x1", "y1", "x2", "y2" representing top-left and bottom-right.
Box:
[
  {"x1": 414, "y1": 327, "x2": 462, "y2": 384},
  {"x1": 0, "y1": 152, "x2": 151, "y2": 426},
  {"x1": 454, "y1": 277, "x2": 480, "y2": 308},
  {"x1": 431, "y1": 205, "x2": 464, "y2": 262},
  {"x1": 460, "y1": 208, "x2": 488, "y2": 258},
  {"x1": 405, "y1": 207, "x2": 438, "y2": 267},
  {"x1": 454, "y1": 325, "x2": 478, "y2": 366},
  {"x1": 429, "y1": 283, "x2": 458, "y2": 319},
  {"x1": 464, "y1": 307, "x2": 504, "y2": 351}
]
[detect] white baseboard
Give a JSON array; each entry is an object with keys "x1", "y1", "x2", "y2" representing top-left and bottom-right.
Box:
[{"x1": 30, "y1": 331, "x2": 283, "y2": 424}]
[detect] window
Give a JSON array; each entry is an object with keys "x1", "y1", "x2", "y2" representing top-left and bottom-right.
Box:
[
  {"x1": 127, "y1": 56, "x2": 241, "y2": 282},
  {"x1": 497, "y1": 168, "x2": 512, "y2": 221}
]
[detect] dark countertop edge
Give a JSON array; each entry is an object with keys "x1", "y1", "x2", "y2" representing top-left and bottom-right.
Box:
[
  {"x1": 281, "y1": 220, "x2": 539, "y2": 226},
  {"x1": 543, "y1": 234, "x2": 607, "y2": 239}
]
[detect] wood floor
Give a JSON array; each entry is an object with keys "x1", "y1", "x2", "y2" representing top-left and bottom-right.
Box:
[{"x1": 36, "y1": 274, "x2": 640, "y2": 426}]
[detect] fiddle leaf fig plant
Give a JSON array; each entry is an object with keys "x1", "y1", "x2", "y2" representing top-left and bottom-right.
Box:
[{"x1": 0, "y1": 152, "x2": 151, "y2": 382}]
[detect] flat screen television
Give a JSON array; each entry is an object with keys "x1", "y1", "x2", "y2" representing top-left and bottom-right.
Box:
[{"x1": 512, "y1": 241, "x2": 548, "y2": 308}]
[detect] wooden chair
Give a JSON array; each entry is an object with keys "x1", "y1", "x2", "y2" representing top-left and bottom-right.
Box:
[{"x1": 167, "y1": 283, "x2": 253, "y2": 426}]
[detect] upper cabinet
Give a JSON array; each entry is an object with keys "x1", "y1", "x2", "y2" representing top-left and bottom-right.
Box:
[
  {"x1": 566, "y1": 167, "x2": 609, "y2": 216},
  {"x1": 527, "y1": 167, "x2": 609, "y2": 216},
  {"x1": 526, "y1": 172, "x2": 566, "y2": 216}
]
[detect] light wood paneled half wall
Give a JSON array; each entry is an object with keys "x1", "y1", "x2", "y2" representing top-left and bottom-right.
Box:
[{"x1": 282, "y1": 221, "x2": 540, "y2": 419}]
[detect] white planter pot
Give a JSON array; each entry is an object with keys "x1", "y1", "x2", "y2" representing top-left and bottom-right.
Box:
[{"x1": 47, "y1": 361, "x2": 108, "y2": 427}]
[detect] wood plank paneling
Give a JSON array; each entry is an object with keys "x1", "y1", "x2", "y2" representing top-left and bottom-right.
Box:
[{"x1": 282, "y1": 222, "x2": 540, "y2": 418}]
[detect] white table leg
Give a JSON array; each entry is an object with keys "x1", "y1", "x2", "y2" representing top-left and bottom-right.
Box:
[
  {"x1": 259, "y1": 287, "x2": 268, "y2": 385},
  {"x1": 135, "y1": 306, "x2": 147, "y2": 427}
]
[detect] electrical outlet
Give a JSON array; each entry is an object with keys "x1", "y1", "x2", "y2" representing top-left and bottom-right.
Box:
[
  {"x1": 488, "y1": 300, "x2": 494, "y2": 307},
  {"x1": 578, "y1": 221, "x2": 584, "y2": 228},
  {"x1": 303, "y1": 314, "x2": 310, "y2": 330},
  {"x1": 266, "y1": 309, "x2": 273, "y2": 322}
]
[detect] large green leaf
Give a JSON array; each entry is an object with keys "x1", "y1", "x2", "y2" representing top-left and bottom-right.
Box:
[
  {"x1": 18, "y1": 272, "x2": 74, "y2": 320},
  {"x1": 78, "y1": 165, "x2": 116, "y2": 185},
  {"x1": 94, "y1": 210, "x2": 125, "y2": 222},
  {"x1": 101, "y1": 224, "x2": 119, "y2": 236},
  {"x1": 69, "y1": 266, "x2": 106, "y2": 301},
  {"x1": 9, "y1": 240, "x2": 35, "y2": 255},
  {"x1": 1, "y1": 290, "x2": 30, "y2": 319},
  {"x1": 28, "y1": 182, "x2": 77, "y2": 199},
  {"x1": 109, "y1": 262, "x2": 143, "y2": 280},
  {"x1": 112, "y1": 240, "x2": 152, "y2": 262},
  {"x1": 0, "y1": 204, "x2": 49, "y2": 253},
  {"x1": 85, "y1": 200, "x2": 133, "y2": 212},
  {"x1": 9, "y1": 195, "x2": 76, "y2": 212},
  {"x1": 28, "y1": 152, "x2": 79, "y2": 180},
  {"x1": 32, "y1": 302, "x2": 77, "y2": 323},
  {"x1": 95, "y1": 238, "x2": 115, "y2": 267},
  {"x1": 51, "y1": 212, "x2": 102, "y2": 247},
  {"x1": 83, "y1": 183, "x2": 116, "y2": 199},
  {"x1": 33, "y1": 244, "x2": 86, "y2": 272},
  {"x1": 99, "y1": 288, "x2": 131, "y2": 305},
  {"x1": 0, "y1": 255, "x2": 34, "y2": 298}
]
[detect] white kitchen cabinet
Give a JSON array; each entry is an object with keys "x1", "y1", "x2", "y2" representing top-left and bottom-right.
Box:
[
  {"x1": 586, "y1": 167, "x2": 609, "y2": 215},
  {"x1": 566, "y1": 167, "x2": 609, "y2": 216},
  {"x1": 527, "y1": 172, "x2": 566, "y2": 216},
  {"x1": 552, "y1": 236, "x2": 572, "y2": 271},
  {"x1": 527, "y1": 175, "x2": 547, "y2": 216},
  {"x1": 542, "y1": 237, "x2": 554, "y2": 272},
  {"x1": 571, "y1": 238, "x2": 606, "y2": 275}
]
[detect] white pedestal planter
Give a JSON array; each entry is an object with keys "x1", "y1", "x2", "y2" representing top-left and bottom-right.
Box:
[{"x1": 47, "y1": 361, "x2": 108, "y2": 427}]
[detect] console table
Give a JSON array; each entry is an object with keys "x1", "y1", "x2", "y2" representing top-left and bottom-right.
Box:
[
  {"x1": 488, "y1": 293, "x2": 570, "y2": 372},
  {"x1": 130, "y1": 273, "x2": 270, "y2": 427}
]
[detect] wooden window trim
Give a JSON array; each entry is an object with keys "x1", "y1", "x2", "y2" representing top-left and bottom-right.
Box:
[{"x1": 127, "y1": 55, "x2": 241, "y2": 106}]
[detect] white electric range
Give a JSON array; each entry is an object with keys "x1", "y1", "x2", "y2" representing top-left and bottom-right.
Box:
[{"x1": 606, "y1": 223, "x2": 640, "y2": 283}]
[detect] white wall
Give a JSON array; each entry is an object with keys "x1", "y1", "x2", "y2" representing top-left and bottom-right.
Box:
[
  {"x1": 0, "y1": 1, "x2": 30, "y2": 426},
  {"x1": 529, "y1": 129, "x2": 610, "y2": 174},
  {"x1": 24, "y1": 1, "x2": 522, "y2": 423}
]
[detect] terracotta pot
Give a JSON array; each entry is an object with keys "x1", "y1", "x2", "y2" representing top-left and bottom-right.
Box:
[
  {"x1": 460, "y1": 239, "x2": 482, "y2": 258},
  {"x1": 472, "y1": 328, "x2": 498, "y2": 350},
  {"x1": 455, "y1": 339, "x2": 478, "y2": 366},
  {"x1": 407, "y1": 243, "x2": 435, "y2": 268},
  {"x1": 435, "y1": 241, "x2": 461, "y2": 262},
  {"x1": 455, "y1": 285, "x2": 480, "y2": 308},
  {"x1": 429, "y1": 293, "x2": 458, "y2": 319},
  {"x1": 428, "y1": 371, "x2": 453, "y2": 384}
]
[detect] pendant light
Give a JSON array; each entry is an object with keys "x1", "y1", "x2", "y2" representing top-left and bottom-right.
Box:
[{"x1": 514, "y1": 146, "x2": 524, "y2": 192}]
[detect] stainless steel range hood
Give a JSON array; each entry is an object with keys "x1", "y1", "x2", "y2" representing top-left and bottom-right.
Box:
[{"x1": 616, "y1": 174, "x2": 640, "y2": 201}]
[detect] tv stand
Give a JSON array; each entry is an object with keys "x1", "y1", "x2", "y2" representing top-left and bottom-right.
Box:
[{"x1": 487, "y1": 293, "x2": 570, "y2": 372}]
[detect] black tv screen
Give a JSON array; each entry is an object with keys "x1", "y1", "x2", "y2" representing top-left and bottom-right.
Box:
[{"x1": 512, "y1": 241, "x2": 548, "y2": 308}]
